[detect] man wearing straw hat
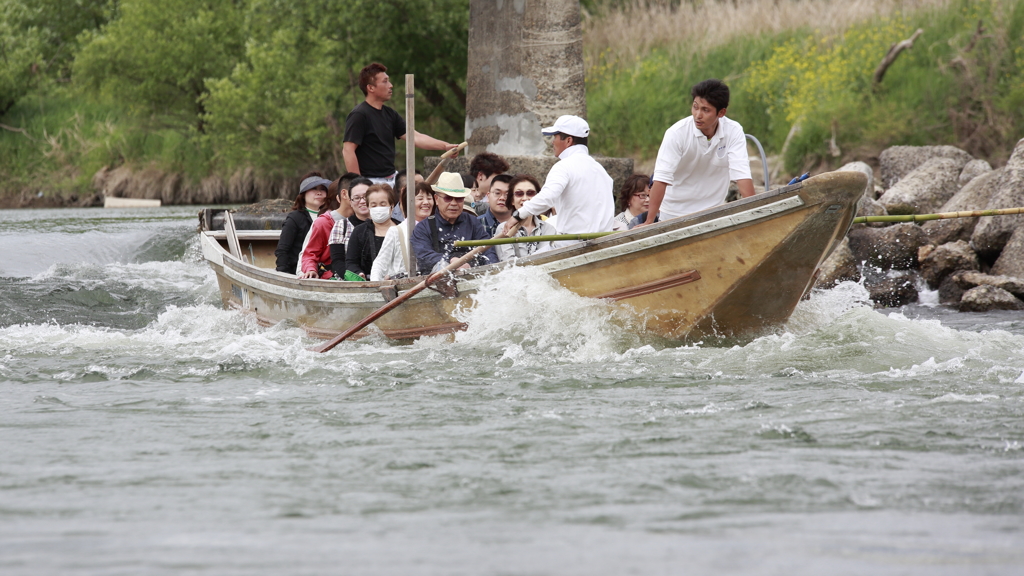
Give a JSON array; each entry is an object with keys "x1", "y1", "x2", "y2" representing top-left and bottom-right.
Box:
[
  {"x1": 507, "y1": 115, "x2": 615, "y2": 244},
  {"x1": 343, "y1": 62, "x2": 458, "y2": 189},
  {"x1": 412, "y1": 172, "x2": 498, "y2": 275}
]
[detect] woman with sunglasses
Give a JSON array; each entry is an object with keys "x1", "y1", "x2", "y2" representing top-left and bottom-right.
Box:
[
  {"x1": 494, "y1": 174, "x2": 559, "y2": 261},
  {"x1": 614, "y1": 174, "x2": 651, "y2": 230}
]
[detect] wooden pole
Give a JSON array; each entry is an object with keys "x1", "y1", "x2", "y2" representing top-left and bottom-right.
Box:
[
  {"x1": 404, "y1": 74, "x2": 417, "y2": 278},
  {"x1": 852, "y1": 206, "x2": 1024, "y2": 224}
]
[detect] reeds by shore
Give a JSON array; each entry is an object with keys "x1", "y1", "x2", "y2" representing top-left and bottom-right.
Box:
[{"x1": 584, "y1": 0, "x2": 951, "y2": 67}]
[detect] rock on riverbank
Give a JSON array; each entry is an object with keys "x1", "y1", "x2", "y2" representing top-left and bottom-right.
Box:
[{"x1": 816, "y1": 138, "x2": 1024, "y2": 312}]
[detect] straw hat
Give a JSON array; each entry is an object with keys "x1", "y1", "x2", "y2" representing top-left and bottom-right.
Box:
[{"x1": 429, "y1": 172, "x2": 471, "y2": 197}]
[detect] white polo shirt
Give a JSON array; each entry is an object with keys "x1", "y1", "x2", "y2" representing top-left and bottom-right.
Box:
[
  {"x1": 519, "y1": 145, "x2": 615, "y2": 235},
  {"x1": 652, "y1": 115, "x2": 751, "y2": 219}
]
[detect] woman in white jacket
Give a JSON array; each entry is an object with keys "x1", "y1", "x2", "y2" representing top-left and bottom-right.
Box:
[{"x1": 370, "y1": 182, "x2": 436, "y2": 280}]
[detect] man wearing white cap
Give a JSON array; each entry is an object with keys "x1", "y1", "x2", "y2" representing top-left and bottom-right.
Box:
[
  {"x1": 411, "y1": 172, "x2": 498, "y2": 275},
  {"x1": 507, "y1": 115, "x2": 615, "y2": 242}
]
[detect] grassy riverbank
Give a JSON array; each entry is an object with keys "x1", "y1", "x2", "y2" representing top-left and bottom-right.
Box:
[
  {"x1": 585, "y1": 0, "x2": 1024, "y2": 173},
  {"x1": 1, "y1": 0, "x2": 1023, "y2": 205}
]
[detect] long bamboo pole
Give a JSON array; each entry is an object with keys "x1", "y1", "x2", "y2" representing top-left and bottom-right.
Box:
[
  {"x1": 404, "y1": 74, "x2": 417, "y2": 277},
  {"x1": 453, "y1": 207, "x2": 1024, "y2": 248},
  {"x1": 852, "y1": 206, "x2": 1024, "y2": 224},
  {"x1": 455, "y1": 232, "x2": 613, "y2": 247}
]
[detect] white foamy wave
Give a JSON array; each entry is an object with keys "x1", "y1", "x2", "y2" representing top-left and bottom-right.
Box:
[
  {"x1": 929, "y1": 393, "x2": 1002, "y2": 403},
  {"x1": 785, "y1": 280, "x2": 873, "y2": 335},
  {"x1": 452, "y1": 266, "x2": 647, "y2": 363},
  {"x1": 31, "y1": 259, "x2": 216, "y2": 296}
]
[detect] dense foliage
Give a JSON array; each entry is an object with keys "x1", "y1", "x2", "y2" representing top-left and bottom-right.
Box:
[
  {"x1": 587, "y1": 0, "x2": 1024, "y2": 172},
  {"x1": 2, "y1": 0, "x2": 1024, "y2": 199},
  {"x1": 0, "y1": 0, "x2": 468, "y2": 193}
]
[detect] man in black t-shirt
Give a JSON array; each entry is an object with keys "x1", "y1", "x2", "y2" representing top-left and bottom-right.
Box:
[{"x1": 343, "y1": 63, "x2": 457, "y2": 187}]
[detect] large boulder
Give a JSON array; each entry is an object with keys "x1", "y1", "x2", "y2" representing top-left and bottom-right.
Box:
[
  {"x1": 971, "y1": 139, "x2": 1024, "y2": 259},
  {"x1": 836, "y1": 161, "x2": 874, "y2": 206},
  {"x1": 918, "y1": 240, "x2": 980, "y2": 288},
  {"x1": 958, "y1": 158, "x2": 993, "y2": 187},
  {"x1": 921, "y1": 169, "x2": 1002, "y2": 244},
  {"x1": 815, "y1": 237, "x2": 860, "y2": 288},
  {"x1": 991, "y1": 227, "x2": 1024, "y2": 278},
  {"x1": 854, "y1": 197, "x2": 888, "y2": 228},
  {"x1": 879, "y1": 145, "x2": 973, "y2": 189},
  {"x1": 866, "y1": 274, "x2": 919, "y2": 308},
  {"x1": 958, "y1": 285, "x2": 1024, "y2": 312},
  {"x1": 945, "y1": 270, "x2": 1024, "y2": 299},
  {"x1": 877, "y1": 157, "x2": 962, "y2": 215},
  {"x1": 847, "y1": 223, "x2": 930, "y2": 270}
]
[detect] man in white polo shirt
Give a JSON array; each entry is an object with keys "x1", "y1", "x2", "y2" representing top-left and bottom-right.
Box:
[
  {"x1": 508, "y1": 115, "x2": 615, "y2": 243},
  {"x1": 643, "y1": 79, "x2": 754, "y2": 225}
]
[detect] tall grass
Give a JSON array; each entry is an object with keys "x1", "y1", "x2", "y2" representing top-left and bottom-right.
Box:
[
  {"x1": 0, "y1": 86, "x2": 212, "y2": 196},
  {"x1": 585, "y1": 0, "x2": 1024, "y2": 175},
  {"x1": 583, "y1": 0, "x2": 951, "y2": 68}
]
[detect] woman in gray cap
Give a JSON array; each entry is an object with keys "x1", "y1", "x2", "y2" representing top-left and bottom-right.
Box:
[{"x1": 274, "y1": 172, "x2": 332, "y2": 273}]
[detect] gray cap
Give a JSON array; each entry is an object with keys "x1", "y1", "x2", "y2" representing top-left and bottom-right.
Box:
[{"x1": 298, "y1": 176, "x2": 332, "y2": 194}]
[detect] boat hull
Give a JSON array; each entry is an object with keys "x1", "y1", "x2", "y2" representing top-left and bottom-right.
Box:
[{"x1": 201, "y1": 171, "x2": 864, "y2": 342}]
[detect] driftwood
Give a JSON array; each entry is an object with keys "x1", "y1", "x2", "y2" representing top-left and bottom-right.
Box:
[{"x1": 873, "y1": 28, "x2": 925, "y2": 88}]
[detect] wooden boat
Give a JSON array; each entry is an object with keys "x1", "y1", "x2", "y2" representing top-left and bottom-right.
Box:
[{"x1": 199, "y1": 171, "x2": 866, "y2": 342}]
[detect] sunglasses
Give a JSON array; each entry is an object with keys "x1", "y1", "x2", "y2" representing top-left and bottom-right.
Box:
[
  {"x1": 513, "y1": 189, "x2": 538, "y2": 198},
  {"x1": 436, "y1": 193, "x2": 465, "y2": 204}
]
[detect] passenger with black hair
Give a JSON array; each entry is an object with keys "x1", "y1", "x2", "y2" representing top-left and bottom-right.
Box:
[
  {"x1": 478, "y1": 173, "x2": 513, "y2": 237},
  {"x1": 468, "y1": 152, "x2": 509, "y2": 214},
  {"x1": 614, "y1": 174, "x2": 651, "y2": 229},
  {"x1": 345, "y1": 184, "x2": 400, "y2": 279},
  {"x1": 274, "y1": 172, "x2": 332, "y2": 273},
  {"x1": 643, "y1": 79, "x2": 754, "y2": 225},
  {"x1": 494, "y1": 174, "x2": 558, "y2": 261},
  {"x1": 346, "y1": 177, "x2": 374, "y2": 228}
]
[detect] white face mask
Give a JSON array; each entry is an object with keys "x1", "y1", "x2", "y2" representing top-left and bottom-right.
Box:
[{"x1": 369, "y1": 206, "x2": 391, "y2": 224}]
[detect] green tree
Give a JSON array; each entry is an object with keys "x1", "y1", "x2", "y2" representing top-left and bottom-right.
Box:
[
  {"x1": 73, "y1": 0, "x2": 246, "y2": 131},
  {"x1": 202, "y1": 27, "x2": 339, "y2": 173}
]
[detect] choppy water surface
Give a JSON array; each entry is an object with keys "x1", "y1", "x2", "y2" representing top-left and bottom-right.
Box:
[{"x1": 1, "y1": 207, "x2": 1022, "y2": 575}]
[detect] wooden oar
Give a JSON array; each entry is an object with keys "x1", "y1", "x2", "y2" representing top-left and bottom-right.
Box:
[
  {"x1": 312, "y1": 220, "x2": 522, "y2": 353},
  {"x1": 853, "y1": 206, "x2": 1024, "y2": 224},
  {"x1": 424, "y1": 142, "x2": 467, "y2": 185}
]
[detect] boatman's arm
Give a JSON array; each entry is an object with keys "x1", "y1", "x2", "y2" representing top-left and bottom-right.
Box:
[
  {"x1": 510, "y1": 164, "x2": 565, "y2": 223},
  {"x1": 343, "y1": 142, "x2": 360, "y2": 175},
  {"x1": 643, "y1": 125, "x2": 683, "y2": 226},
  {"x1": 342, "y1": 107, "x2": 364, "y2": 174},
  {"x1": 728, "y1": 128, "x2": 755, "y2": 198},
  {"x1": 400, "y1": 131, "x2": 458, "y2": 155},
  {"x1": 644, "y1": 180, "x2": 670, "y2": 226}
]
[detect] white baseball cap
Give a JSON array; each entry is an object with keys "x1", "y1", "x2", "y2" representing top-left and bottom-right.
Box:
[{"x1": 541, "y1": 115, "x2": 590, "y2": 138}]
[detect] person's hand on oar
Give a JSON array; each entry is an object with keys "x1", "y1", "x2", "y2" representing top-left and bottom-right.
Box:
[{"x1": 311, "y1": 218, "x2": 522, "y2": 353}]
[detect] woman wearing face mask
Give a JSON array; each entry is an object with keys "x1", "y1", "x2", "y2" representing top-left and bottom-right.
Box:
[
  {"x1": 494, "y1": 174, "x2": 558, "y2": 261},
  {"x1": 371, "y1": 182, "x2": 435, "y2": 281},
  {"x1": 345, "y1": 184, "x2": 399, "y2": 279}
]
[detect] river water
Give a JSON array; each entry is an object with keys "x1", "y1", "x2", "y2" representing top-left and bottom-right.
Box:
[{"x1": 1, "y1": 207, "x2": 1022, "y2": 575}]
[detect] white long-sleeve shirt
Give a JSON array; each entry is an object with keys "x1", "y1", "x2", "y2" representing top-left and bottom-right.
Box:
[
  {"x1": 518, "y1": 145, "x2": 615, "y2": 235},
  {"x1": 652, "y1": 115, "x2": 751, "y2": 219}
]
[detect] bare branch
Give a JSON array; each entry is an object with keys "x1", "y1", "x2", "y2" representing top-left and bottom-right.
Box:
[
  {"x1": 0, "y1": 123, "x2": 36, "y2": 142},
  {"x1": 873, "y1": 28, "x2": 924, "y2": 89}
]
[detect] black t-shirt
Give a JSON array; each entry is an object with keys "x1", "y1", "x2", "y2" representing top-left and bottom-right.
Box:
[
  {"x1": 348, "y1": 214, "x2": 366, "y2": 228},
  {"x1": 343, "y1": 101, "x2": 406, "y2": 178}
]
